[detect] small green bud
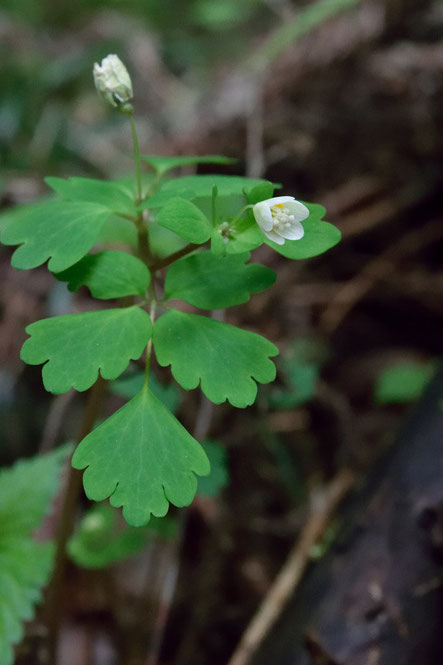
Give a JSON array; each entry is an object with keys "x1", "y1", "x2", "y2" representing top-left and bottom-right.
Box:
[{"x1": 93, "y1": 54, "x2": 133, "y2": 113}]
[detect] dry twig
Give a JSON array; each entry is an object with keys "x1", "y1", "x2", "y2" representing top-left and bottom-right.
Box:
[{"x1": 226, "y1": 467, "x2": 354, "y2": 665}]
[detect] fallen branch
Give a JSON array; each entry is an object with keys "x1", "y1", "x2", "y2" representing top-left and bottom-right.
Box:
[{"x1": 226, "y1": 467, "x2": 355, "y2": 665}]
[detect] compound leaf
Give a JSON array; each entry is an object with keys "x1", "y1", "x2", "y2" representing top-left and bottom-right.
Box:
[
  {"x1": 0, "y1": 446, "x2": 71, "y2": 665},
  {"x1": 1, "y1": 201, "x2": 110, "y2": 272},
  {"x1": 156, "y1": 198, "x2": 211, "y2": 244},
  {"x1": 153, "y1": 310, "x2": 278, "y2": 407},
  {"x1": 72, "y1": 388, "x2": 210, "y2": 527},
  {"x1": 45, "y1": 177, "x2": 136, "y2": 216},
  {"x1": 142, "y1": 155, "x2": 235, "y2": 177},
  {"x1": 21, "y1": 307, "x2": 152, "y2": 394},
  {"x1": 164, "y1": 250, "x2": 276, "y2": 309},
  {"x1": 55, "y1": 251, "x2": 150, "y2": 299},
  {"x1": 265, "y1": 203, "x2": 341, "y2": 259}
]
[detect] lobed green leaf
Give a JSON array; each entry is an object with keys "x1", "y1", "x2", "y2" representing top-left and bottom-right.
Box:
[
  {"x1": 265, "y1": 203, "x2": 341, "y2": 259},
  {"x1": 153, "y1": 310, "x2": 278, "y2": 408},
  {"x1": 1, "y1": 201, "x2": 110, "y2": 272},
  {"x1": 72, "y1": 387, "x2": 210, "y2": 527},
  {"x1": 156, "y1": 197, "x2": 212, "y2": 244},
  {"x1": 21, "y1": 307, "x2": 152, "y2": 394},
  {"x1": 55, "y1": 251, "x2": 150, "y2": 299},
  {"x1": 165, "y1": 250, "x2": 276, "y2": 309},
  {"x1": 45, "y1": 176, "x2": 136, "y2": 216}
]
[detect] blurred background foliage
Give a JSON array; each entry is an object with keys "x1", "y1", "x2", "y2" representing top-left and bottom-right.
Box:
[{"x1": 0, "y1": 0, "x2": 279, "y2": 176}]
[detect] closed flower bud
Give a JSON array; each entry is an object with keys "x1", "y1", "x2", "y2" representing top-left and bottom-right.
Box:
[{"x1": 93, "y1": 54, "x2": 133, "y2": 113}]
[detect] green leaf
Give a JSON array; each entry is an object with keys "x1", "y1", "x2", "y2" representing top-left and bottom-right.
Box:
[
  {"x1": 147, "y1": 222, "x2": 187, "y2": 259},
  {"x1": 210, "y1": 228, "x2": 228, "y2": 256},
  {"x1": 110, "y1": 368, "x2": 182, "y2": 414},
  {"x1": 165, "y1": 250, "x2": 276, "y2": 309},
  {"x1": 55, "y1": 251, "x2": 150, "y2": 299},
  {"x1": 375, "y1": 361, "x2": 434, "y2": 405},
  {"x1": 0, "y1": 445, "x2": 72, "y2": 536},
  {"x1": 21, "y1": 307, "x2": 152, "y2": 394},
  {"x1": 144, "y1": 175, "x2": 272, "y2": 208},
  {"x1": 197, "y1": 441, "x2": 229, "y2": 498},
  {"x1": 68, "y1": 504, "x2": 176, "y2": 570},
  {"x1": 0, "y1": 202, "x2": 48, "y2": 233},
  {"x1": 72, "y1": 387, "x2": 210, "y2": 527},
  {"x1": 156, "y1": 198, "x2": 212, "y2": 244},
  {"x1": 96, "y1": 215, "x2": 138, "y2": 249},
  {"x1": 0, "y1": 540, "x2": 54, "y2": 665},
  {"x1": 1, "y1": 201, "x2": 111, "y2": 272},
  {"x1": 0, "y1": 446, "x2": 71, "y2": 665},
  {"x1": 244, "y1": 180, "x2": 275, "y2": 205},
  {"x1": 141, "y1": 155, "x2": 236, "y2": 177},
  {"x1": 45, "y1": 177, "x2": 136, "y2": 216},
  {"x1": 153, "y1": 310, "x2": 278, "y2": 407},
  {"x1": 265, "y1": 203, "x2": 341, "y2": 259},
  {"x1": 225, "y1": 215, "x2": 265, "y2": 254}
]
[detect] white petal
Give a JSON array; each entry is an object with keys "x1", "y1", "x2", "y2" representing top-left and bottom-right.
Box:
[
  {"x1": 280, "y1": 221, "x2": 305, "y2": 241},
  {"x1": 253, "y1": 201, "x2": 273, "y2": 232},
  {"x1": 263, "y1": 228, "x2": 285, "y2": 245},
  {"x1": 286, "y1": 200, "x2": 309, "y2": 223},
  {"x1": 264, "y1": 196, "x2": 295, "y2": 206}
]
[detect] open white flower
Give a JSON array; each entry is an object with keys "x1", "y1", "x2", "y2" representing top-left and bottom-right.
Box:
[
  {"x1": 93, "y1": 54, "x2": 133, "y2": 112},
  {"x1": 253, "y1": 196, "x2": 309, "y2": 245}
]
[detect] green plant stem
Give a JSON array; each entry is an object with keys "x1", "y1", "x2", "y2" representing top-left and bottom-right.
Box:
[
  {"x1": 149, "y1": 242, "x2": 201, "y2": 272},
  {"x1": 137, "y1": 213, "x2": 151, "y2": 265},
  {"x1": 129, "y1": 113, "x2": 143, "y2": 205},
  {"x1": 144, "y1": 297, "x2": 157, "y2": 387},
  {"x1": 45, "y1": 376, "x2": 107, "y2": 665},
  {"x1": 230, "y1": 204, "x2": 253, "y2": 227},
  {"x1": 128, "y1": 113, "x2": 154, "y2": 267}
]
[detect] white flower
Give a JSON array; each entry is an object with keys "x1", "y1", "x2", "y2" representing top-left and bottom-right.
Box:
[
  {"x1": 253, "y1": 196, "x2": 309, "y2": 245},
  {"x1": 93, "y1": 54, "x2": 133, "y2": 112}
]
